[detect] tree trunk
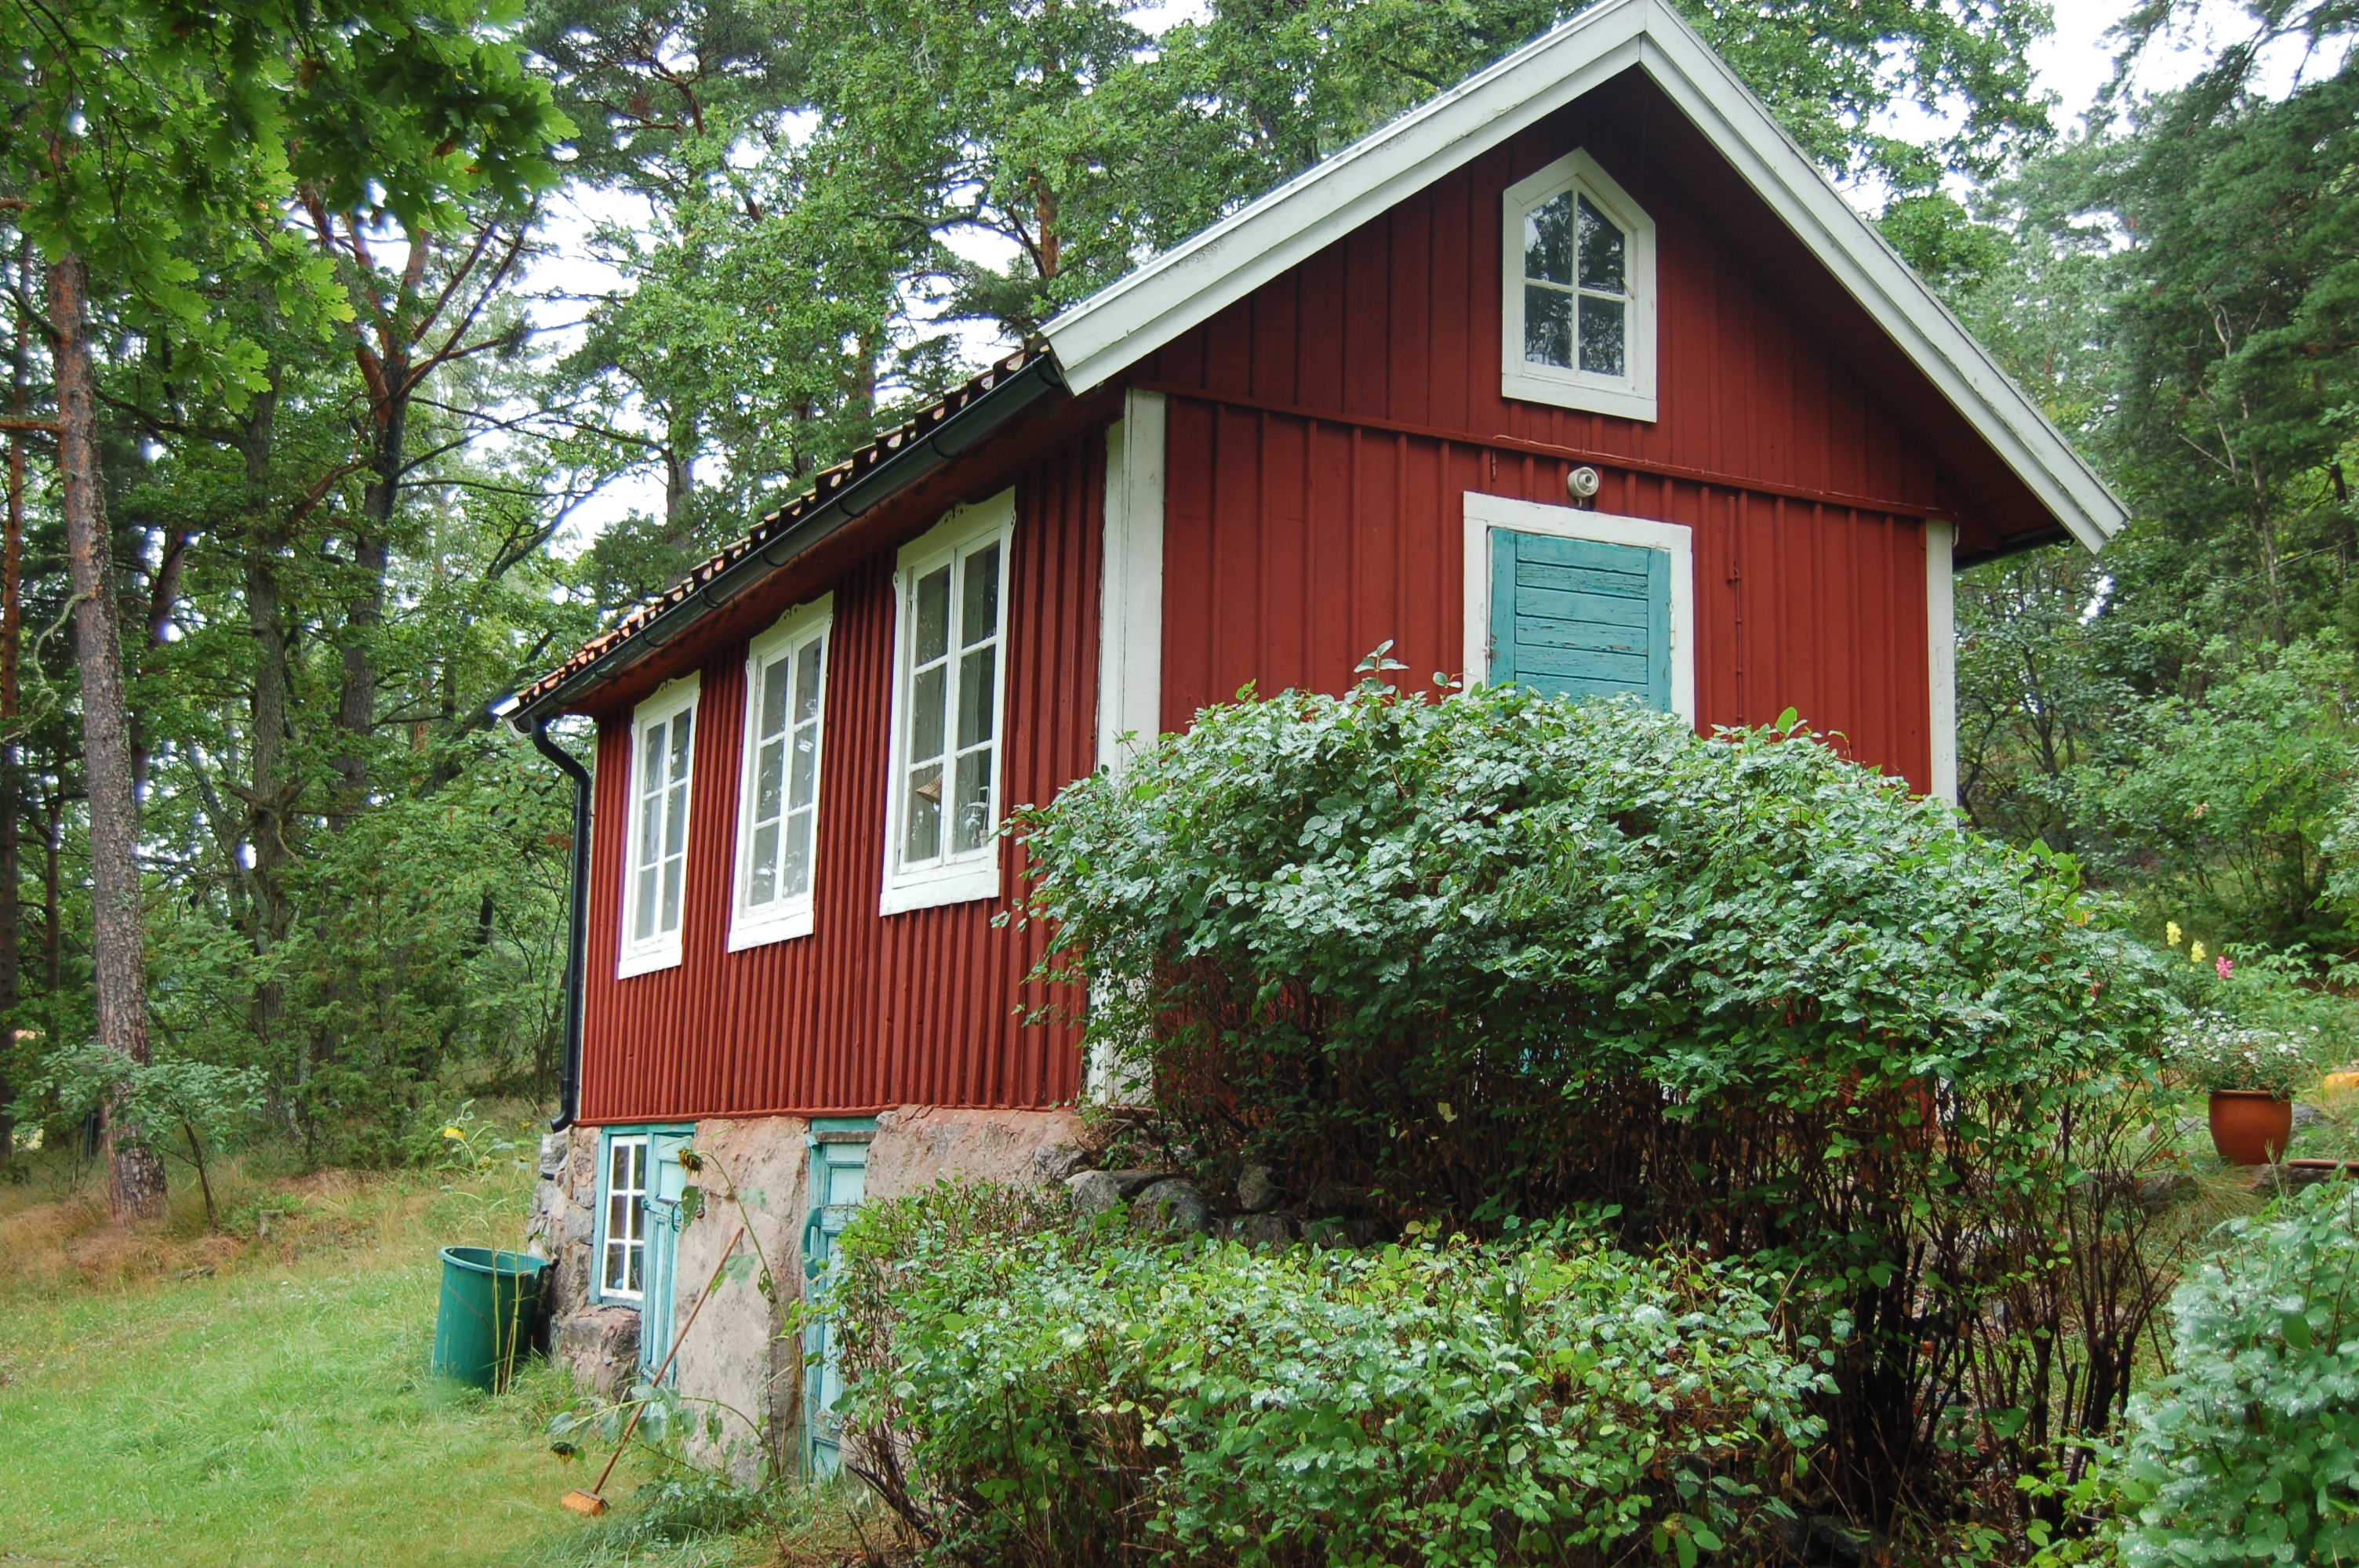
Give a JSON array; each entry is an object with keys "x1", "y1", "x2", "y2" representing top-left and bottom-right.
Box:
[
  {"x1": 239, "y1": 390, "x2": 296, "y2": 1087},
  {"x1": 49, "y1": 251, "x2": 163, "y2": 1221},
  {"x1": 333, "y1": 362, "x2": 404, "y2": 824},
  {"x1": 0, "y1": 307, "x2": 22, "y2": 1164}
]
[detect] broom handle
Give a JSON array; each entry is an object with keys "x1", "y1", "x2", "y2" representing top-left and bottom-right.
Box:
[{"x1": 589, "y1": 1223, "x2": 747, "y2": 1498}]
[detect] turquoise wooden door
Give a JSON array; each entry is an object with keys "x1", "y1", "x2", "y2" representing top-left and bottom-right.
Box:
[
  {"x1": 1488, "y1": 528, "x2": 1671, "y2": 709},
  {"x1": 636, "y1": 1127, "x2": 694, "y2": 1383},
  {"x1": 800, "y1": 1126, "x2": 873, "y2": 1478}
]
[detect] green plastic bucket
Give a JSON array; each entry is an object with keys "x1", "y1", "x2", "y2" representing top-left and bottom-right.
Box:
[{"x1": 431, "y1": 1247, "x2": 547, "y2": 1392}]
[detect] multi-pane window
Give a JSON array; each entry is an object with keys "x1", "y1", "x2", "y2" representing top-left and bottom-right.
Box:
[
  {"x1": 732, "y1": 604, "x2": 831, "y2": 946},
  {"x1": 1523, "y1": 191, "x2": 1626, "y2": 377},
  {"x1": 1500, "y1": 151, "x2": 1656, "y2": 422},
  {"x1": 602, "y1": 1134, "x2": 649, "y2": 1299},
  {"x1": 882, "y1": 493, "x2": 1014, "y2": 914},
  {"x1": 902, "y1": 539, "x2": 1003, "y2": 863},
  {"x1": 620, "y1": 680, "x2": 697, "y2": 975}
]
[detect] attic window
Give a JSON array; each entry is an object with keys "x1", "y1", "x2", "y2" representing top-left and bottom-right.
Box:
[{"x1": 1501, "y1": 151, "x2": 1657, "y2": 422}]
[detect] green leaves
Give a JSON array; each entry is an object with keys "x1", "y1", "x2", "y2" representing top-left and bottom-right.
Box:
[
  {"x1": 2114, "y1": 1182, "x2": 2359, "y2": 1567},
  {"x1": 831, "y1": 1189, "x2": 1820, "y2": 1566}
]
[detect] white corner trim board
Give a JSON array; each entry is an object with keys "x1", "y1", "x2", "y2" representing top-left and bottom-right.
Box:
[
  {"x1": 1097, "y1": 390, "x2": 1167, "y2": 775},
  {"x1": 1461, "y1": 491, "x2": 1696, "y2": 725},
  {"x1": 878, "y1": 489, "x2": 1016, "y2": 917},
  {"x1": 1925, "y1": 520, "x2": 1957, "y2": 804},
  {"x1": 1037, "y1": 0, "x2": 2125, "y2": 554},
  {"x1": 728, "y1": 593, "x2": 834, "y2": 952},
  {"x1": 617, "y1": 672, "x2": 700, "y2": 980}
]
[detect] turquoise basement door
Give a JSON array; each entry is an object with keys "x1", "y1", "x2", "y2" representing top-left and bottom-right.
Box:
[
  {"x1": 1488, "y1": 528, "x2": 1671, "y2": 709},
  {"x1": 800, "y1": 1120, "x2": 874, "y2": 1479},
  {"x1": 636, "y1": 1127, "x2": 694, "y2": 1383}
]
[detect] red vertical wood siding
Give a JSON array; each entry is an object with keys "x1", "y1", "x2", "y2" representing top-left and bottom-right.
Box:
[
  {"x1": 1147, "y1": 89, "x2": 1937, "y2": 788},
  {"x1": 577, "y1": 434, "x2": 1102, "y2": 1123}
]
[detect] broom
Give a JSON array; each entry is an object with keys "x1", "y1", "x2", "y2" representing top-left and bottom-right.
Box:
[{"x1": 562, "y1": 1223, "x2": 747, "y2": 1517}]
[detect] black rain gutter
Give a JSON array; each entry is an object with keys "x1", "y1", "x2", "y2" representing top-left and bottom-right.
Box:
[
  {"x1": 505, "y1": 352, "x2": 1067, "y2": 729},
  {"x1": 525, "y1": 709, "x2": 592, "y2": 1133}
]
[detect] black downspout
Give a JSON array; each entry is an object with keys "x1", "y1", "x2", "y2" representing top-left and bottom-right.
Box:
[{"x1": 530, "y1": 713, "x2": 592, "y2": 1133}]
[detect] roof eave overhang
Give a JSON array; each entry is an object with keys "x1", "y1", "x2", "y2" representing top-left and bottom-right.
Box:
[
  {"x1": 509, "y1": 352, "x2": 1069, "y2": 728},
  {"x1": 1038, "y1": 0, "x2": 2127, "y2": 556}
]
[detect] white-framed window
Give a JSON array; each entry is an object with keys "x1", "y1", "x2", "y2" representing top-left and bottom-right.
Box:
[
  {"x1": 879, "y1": 489, "x2": 1014, "y2": 915},
  {"x1": 599, "y1": 1132, "x2": 650, "y2": 1301},
  {"x1": 618, "y1": 674, "x2": 700, "y2": 978},
  {"x1": 729, "y1": 596, "x2": 834, "y2": 950},
  {"x1": 1500, "y1": 150, "x2": 1658, "y2": 423}
]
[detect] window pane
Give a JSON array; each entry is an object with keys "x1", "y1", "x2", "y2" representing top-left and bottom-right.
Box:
[
  {"x1": 667, "y1": 710, "x2": 693, "y2": 784},
  {"x1": 914, "y1": 566, "x2": 951, "y2": 664},
  {"x1": 627, "y1": 1140, "x2": 645, "y2": 1195},
  {"x1": 603, "y1": 1237, "x2": 626, "y2": 1292},
  {"x1": 660, "y1": 855, "x2": 684, "y2": 933},
  {"x1": 961, "y1": 544, "x2": 1001, "y2": 648},
  {"x1": 1579, "y1": 295, "x2": 1627, "y2": 376},
  {"x1": 758, "y1": 657, "x2": 789, "y2": 744},
  {"x1": 609, "y1": 1141, "x2": 634, "y2": 1193},
  {"x1": 956, "y1": 645, "x2": 997, "y2": 750},
  {"x1": 910, "y1": 666, "x2": 947, "y2": 764},
  {"x1": 623, "y1": 1242, "x2": 642, "y2": 1296},
  {"x1": 1523, "y1": 191, "x2": 1573, "y2": 285},
  {"x1": 633, "y1": 863, "x2": 658, "y2": 943},
  {"x1": 749, "y1": 822, "x2": 779, "y2": 905},
  {"x1": 1576, "y1": 195, "x2": 1624, "y2": 292},
  {"x1": 663, "y1": 780, "x2": 689, "y2": 857},
  {"x1": 639, "y1": 727, "x2": 665, "y2": 796},
  {"x1": 905, "y1": 764, "x2": 943, "y2": 860},
  {"x1": 754, "y1": 736, "x2": 785, "y2": 824},
  {"x1": 794, "y1": 641, "x2": 823, "y2": 725},
  {"x1": 1524, "y1": 284, "x2": 1572, "y2": 368},
  {"x1": 953, "y1": 749, "x2": 994, "y2": 853},
  {"x1": 782, "y1": 808, "x2": 812, "y2": 897},
  {"x1": 788, "y1": 728, "x2": 818, "y2": 809}
]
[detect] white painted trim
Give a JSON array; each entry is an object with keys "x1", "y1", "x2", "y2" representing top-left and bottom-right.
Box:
[
  {"x1": 1925, "y1": 520, "x2": 1957, "y2": 804},
  {"x1": 728, "y1": 595, "x2": 834, "y2": 952},
  {"x1": 1461, "y1": 492, "x2": 1696, "y2": 724},
  {"x1": 1038, "y1": 0, "x2": 2124, "y2": 554},
  {"x1": 616, "y1": 673, "x2": 700, "y2": 979},
  {"x1": 1096, "y1": 390, "x2": 1167, "y2": 774},
  {"x1": 594, "y1": 1131, "x2": 651, "y2": 1305},
  {"x1": 1499, "y1": 150, "x2": 1657, "y2": 421},
  {"x1": 878, "y1": 490, "x2": 1016, "y2": 916}
]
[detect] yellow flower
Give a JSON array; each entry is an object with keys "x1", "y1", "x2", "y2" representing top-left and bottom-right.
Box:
[
  {"x1": 2190, "y1": 941, "x2": 2207, "y2": 964},
  {"x1": 2166, "y1": 921, "x2": 2183, "y2": 947},
  {"x1": 442, "y1": 1126, "x2": 463, "y2": 1138}
]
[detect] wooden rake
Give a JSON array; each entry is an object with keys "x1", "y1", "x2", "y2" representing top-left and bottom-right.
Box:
[{"x1": 562, "y1": 1223, "x2": 747, "y2": 1516}]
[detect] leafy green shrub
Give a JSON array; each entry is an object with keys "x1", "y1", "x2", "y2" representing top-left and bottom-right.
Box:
[
  {"x1": 1016, "y1": 677, "x2": 2185, "y2": 1530},
  {"x1": 2111, "y1": 1181, "x2": 2359, "y2": 1566},
  {"x1": 832, "y1": 1183, "x2": 1823, "y2": 1568}
]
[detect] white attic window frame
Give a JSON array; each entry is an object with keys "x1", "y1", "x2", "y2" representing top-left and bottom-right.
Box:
[{"x1": 1499, "y1": 149, "x2": 1659, "y2": 422}]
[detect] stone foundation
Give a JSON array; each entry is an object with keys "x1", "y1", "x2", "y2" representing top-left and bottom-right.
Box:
[{"x1": 529, "y1": 1104, "x2": 1085, "y2": 1487}]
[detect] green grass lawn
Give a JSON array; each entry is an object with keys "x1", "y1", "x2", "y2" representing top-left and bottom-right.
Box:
[{"x1": 0, "y1": 1138, "x2": 798, "y2": 1568}]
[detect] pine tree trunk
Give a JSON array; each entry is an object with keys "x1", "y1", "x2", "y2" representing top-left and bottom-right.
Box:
[{"x1": 49, "y1": 250, "x2": 163, "y2": 1222}]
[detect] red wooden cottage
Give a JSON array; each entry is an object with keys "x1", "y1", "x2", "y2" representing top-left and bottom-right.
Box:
[{"x1": 508, "y1": 0, "x2": 2123, "y2": 1481}]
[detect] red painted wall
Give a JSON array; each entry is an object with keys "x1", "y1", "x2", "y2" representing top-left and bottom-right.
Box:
[
  {"x1": 1146, "y1": 88, "x2": 1937, "y2": 787},
  {"x1": 576, "y1": 434, "x2": 1102, "y2": 1124}
]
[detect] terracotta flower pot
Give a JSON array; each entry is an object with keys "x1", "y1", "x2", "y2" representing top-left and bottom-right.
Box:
[{"x1": 2208, "y1": 1090, "x2": 2294, "y2": 1166}]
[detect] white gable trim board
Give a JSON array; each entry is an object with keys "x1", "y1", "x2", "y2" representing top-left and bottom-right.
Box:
[
  {"x1": 1038, "y1": 0, "x2": 2123, "y2": 555},
  {"x1": 1463, "y1": 492, "x2": 1696, "y2": 724},
  {"x1": 1926, "y1": 520, "x2": 1957, "y2": 804}
]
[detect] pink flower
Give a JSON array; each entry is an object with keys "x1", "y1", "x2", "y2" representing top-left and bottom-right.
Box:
[{"x1": 2216, "y1": 956, "x2": 2234, "y2": 980}]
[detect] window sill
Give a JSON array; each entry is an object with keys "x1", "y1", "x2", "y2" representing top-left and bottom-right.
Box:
[
  {"x1": 1500, "y1": 365, "x2": 1656, "y2": 423},
  {"x1": 726, "y1": 906, "x2": 816, "y2": 953},
  {"x1": 615, "y1": 942, "x2": 682, "y2": 980},
  {"x1": 878, "y1": 857, "x2": 1001, "y2": 916}
]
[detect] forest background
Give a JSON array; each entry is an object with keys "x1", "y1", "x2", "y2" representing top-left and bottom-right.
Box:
[{"x1": 2, "y1": 0, "x2": 2351, "y2": 1212}]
